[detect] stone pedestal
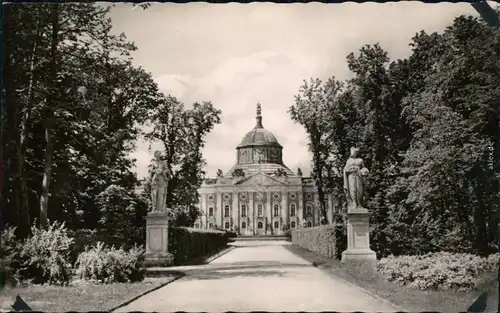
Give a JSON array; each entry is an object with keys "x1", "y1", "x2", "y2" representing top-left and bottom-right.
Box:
[
  {"x1": 341, "y1": 208, "x2": 377, "y2": 265},
  {"x1": 144, "y1": 212, "x2": 173, "y2": 267}
]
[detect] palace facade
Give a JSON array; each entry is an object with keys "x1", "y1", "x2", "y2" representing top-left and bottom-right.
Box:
[{"x1": 194, "y1": 103, "x2": 339, "y2": 236}]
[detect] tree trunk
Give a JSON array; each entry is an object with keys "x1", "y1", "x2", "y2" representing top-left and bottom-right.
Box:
[
  {"x1": 311, "y1": 125, "x2": 329, "y2": 224},
  {"x1": 40, "y1": 121, "x2": 55, "y2": 230},
  {"x1": 2, "y1": 28, "x2": 31, "y2": 237},
  {"x1": 17, "y1": 26, "x2": 40, "y2": 232},
  {"x1": 40, "y1": 4, "x2": 59, "y2": 229}
]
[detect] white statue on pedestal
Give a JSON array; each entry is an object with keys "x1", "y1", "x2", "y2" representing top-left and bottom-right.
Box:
[
  {"x1": 343, "y1": 147, "x2": 369, "y2": 212},
  {"x1": 150, "y1": 151, "x2": 171, "y2": 213}
]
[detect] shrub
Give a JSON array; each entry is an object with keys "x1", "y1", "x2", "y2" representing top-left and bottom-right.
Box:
[
  {"x1": 68, "y1": 227, "x2": 145, "y2": 265},
  {"x1": 11, "y1": 222, "x2": 74, "y2": 285},
  {"x1": 74, "y1": 242, "x2": 145, "y2": 283},
  {"x1": 377, "y1": 252, "x2": 500, "y2": 291},
  {"x1": 291, "y1": 224, "x2": 346, "y2": 259},
  {"x1": 169, "y1": 227, "x2": 229, "y2": 265},
  {"x1": 224, "y1": 230, "x2": 238, "y2": 238}
]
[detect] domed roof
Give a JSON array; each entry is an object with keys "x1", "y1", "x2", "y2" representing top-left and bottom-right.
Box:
[
  {"x1": 237, "y1": 103, "x2": 282, "y2": 148},
  {"x1": 238, "y1": 128, "x2": 281, "y2": 147}
]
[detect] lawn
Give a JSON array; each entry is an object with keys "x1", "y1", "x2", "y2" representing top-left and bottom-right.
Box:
[
  {"x1": 284, "y1": 245, "x2": 498, "y2": 313},
  {"x1": 0, "y1": 276, "x2": 179, "y2": 312}
]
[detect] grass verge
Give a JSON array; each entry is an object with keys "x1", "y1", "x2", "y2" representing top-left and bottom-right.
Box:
[
  {"x1": 284, "y1": 244, "x2": 498, "y2": 313},
  {"x1": 0, "y1": 276, "x2": 178, "y2": 312}
]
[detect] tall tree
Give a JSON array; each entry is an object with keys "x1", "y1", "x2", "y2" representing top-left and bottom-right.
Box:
[
  {"x1": 289, "y1": 77, "x2": 344, "y2": 224},
  {"x1": 391, "y1": 16, "x2": 500, "y2": 256},
  {"x1": 2, "y1": 4, "x2": 52, "y2": 237},
  {"x1": 145, "y1": 97, "x2": 221, "y2": 226},
  {"x1": 2, "y1": 3, "x2": 166, "y2": 235}
]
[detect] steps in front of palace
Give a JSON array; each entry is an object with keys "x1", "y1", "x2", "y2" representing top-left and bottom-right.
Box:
[{"x1": 233, "y1": 236, "x2": 290, "y2": 241}]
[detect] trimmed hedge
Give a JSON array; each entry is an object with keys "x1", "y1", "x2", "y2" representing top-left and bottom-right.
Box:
[
  {"x1": 223, "y1": 230, "x2": 238, "y2": 239},
  {"x1": 69, "y1": 226, "x2": 231, "y2": 267},
  {"x1": 168, "y1": 227, "x2": 230, "y2": 265},
  {"x1": 377, "y1": 252, "x2": 500, "y2": 291},
  {"x1": 291, "y1": 224, "x2": 346, "y2": 259}
]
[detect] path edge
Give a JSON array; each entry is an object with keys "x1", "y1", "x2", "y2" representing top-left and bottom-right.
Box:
[
  {"x1": 205, "y1": 245, "x2": 237, "y2": 264},
  {"x1": 109, "y1": 273, "x2": 185, "y2": 312},
  {"x1": 316, "y1": 263, "x2": 408, "y2": 312},
  {"x1": 111, "y1": 244, "x2": 236, "y2": 311},
  {"x1": 286, "y1": 244, "x2": 408, "y2": 312}
]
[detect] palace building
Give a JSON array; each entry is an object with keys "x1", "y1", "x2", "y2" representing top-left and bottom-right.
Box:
[{"x1": 194, "y1": 103, "x2": 338, "y2": 236}]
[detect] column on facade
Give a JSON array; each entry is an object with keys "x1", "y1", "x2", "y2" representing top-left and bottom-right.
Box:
[
  {"x1": 199, "y1": 194, "x2": 205, "y2": 228},
  {"x1": 281, "y1": 188, "x2": 288, "y2": 231},
  {"x1": 298, "y1": 190, "x2": 304, "y2": 226},
  {"x1": 267, "y1": 191, "x2": 272, "y2": 235},
  {"x1": 216, "y1": 191, "x2": 223, "y2": 229},
  {"x1": 232, "y1": 190, "x2": 238, "y2": 231},
  {"x1": 249, "y1": 191, "x2": 254, "y2": 235}
]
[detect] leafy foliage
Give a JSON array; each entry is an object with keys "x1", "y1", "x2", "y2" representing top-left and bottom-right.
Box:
[
  {"x1": 95, "y1": 185, "x2": 135, "y2": 231},
  {"x1": 289, "y1": 77, "x2": 345, "y2": 222},
  {"x1": 2, "y1": 3, "x2": 220, "y2": 236},
  {"x1": 11, "y1": 222, "x2": 74, "y2": 285},
  {"x1": 143, "y1": 98, "x2": 221, "y2": 227},
  {"x1": 68, "y1": 227, "x2": 146, "y2": 265},
  {"x1": 291, "y1": 225, "x2": 346, "y2": 259},
  {"x1": 0, "y1": 225, "x2": 19, "y2": 259},
  {"x1": 291, "y1": 16, "x2": 500, "y2": 258},
  {"x1": 377, "y1": 252, "x2": 500, "y2": 291},
  {"x1": 74, "y1": 242, "x2": 145, "y2": 283},
  {"x1": 168, "y1": 227, "x2": 230, "y2": 265}
]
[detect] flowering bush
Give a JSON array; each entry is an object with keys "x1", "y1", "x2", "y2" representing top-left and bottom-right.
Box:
[
  {"x1": 377, "y1": 252, "x2": 499, "y2": 291},
  {"x1": 12, "y1": 222, "x2": 74, "y2": 285},
  {"x1": 68, "y1": 227, "x2": 146, "y2": 265},
  {"x1": 74, "y1": 242, "x2": 145, "y2": 283}
]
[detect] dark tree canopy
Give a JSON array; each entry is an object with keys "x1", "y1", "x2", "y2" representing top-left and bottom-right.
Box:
[
  {"x1": 1, "y1": 3, "x2": 221, "y2": 239},
  {"x1": 290, "y1": 16, "x2": 500, "y2": 257}
]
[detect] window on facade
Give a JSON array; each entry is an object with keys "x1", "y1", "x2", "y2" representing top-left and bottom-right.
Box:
[
  {"x1": 241, "y1": 205, "x2": 246, "y2": 217},
  {"x1": 273, "y1": 204, "x2": 279, "y2": 217},
  {"x1": 291, "y1": 221, "x2": 296, "y2": 228},
  {"x1": 209, "y1": 207, "x2": 214, "y2": 216},
  {"x1": 307, "y1": 221, "x2": 312, "y2": 227},
  {"x1": 257, "y1": 222, "x2": 263, "y2": 229},
  {"x1": 306, "y1": 205, "x2": 312, "y2": 215},
  {"x1": 209, "y1": 223, "x2": 214, "y2": 229},
  {"x1": 225, "y1": 222, "x2": 230, "y2": 229},
  {"x1": 194, "y1": 223, "x2": 199, "y2": 229},
  {"x1": 241, "y1": 222, "x2": 246, "y2": 229},
  {"x1": 274, "y1": 221, "x2": 279, "y2": 229},
  {"x1": 224, "y1": 205, "x2": 230, "y2": 217},
  {"x1": 258, "y1": 204, "x2": 263, "y2": 216},
  {"x1": 290, "y1": 204, "x2": 296, "y2": 217}
]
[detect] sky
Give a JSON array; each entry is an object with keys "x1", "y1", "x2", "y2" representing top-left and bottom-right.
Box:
[{"x1": 109, "y1": 2, "x2": 479, "y2": 179}]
